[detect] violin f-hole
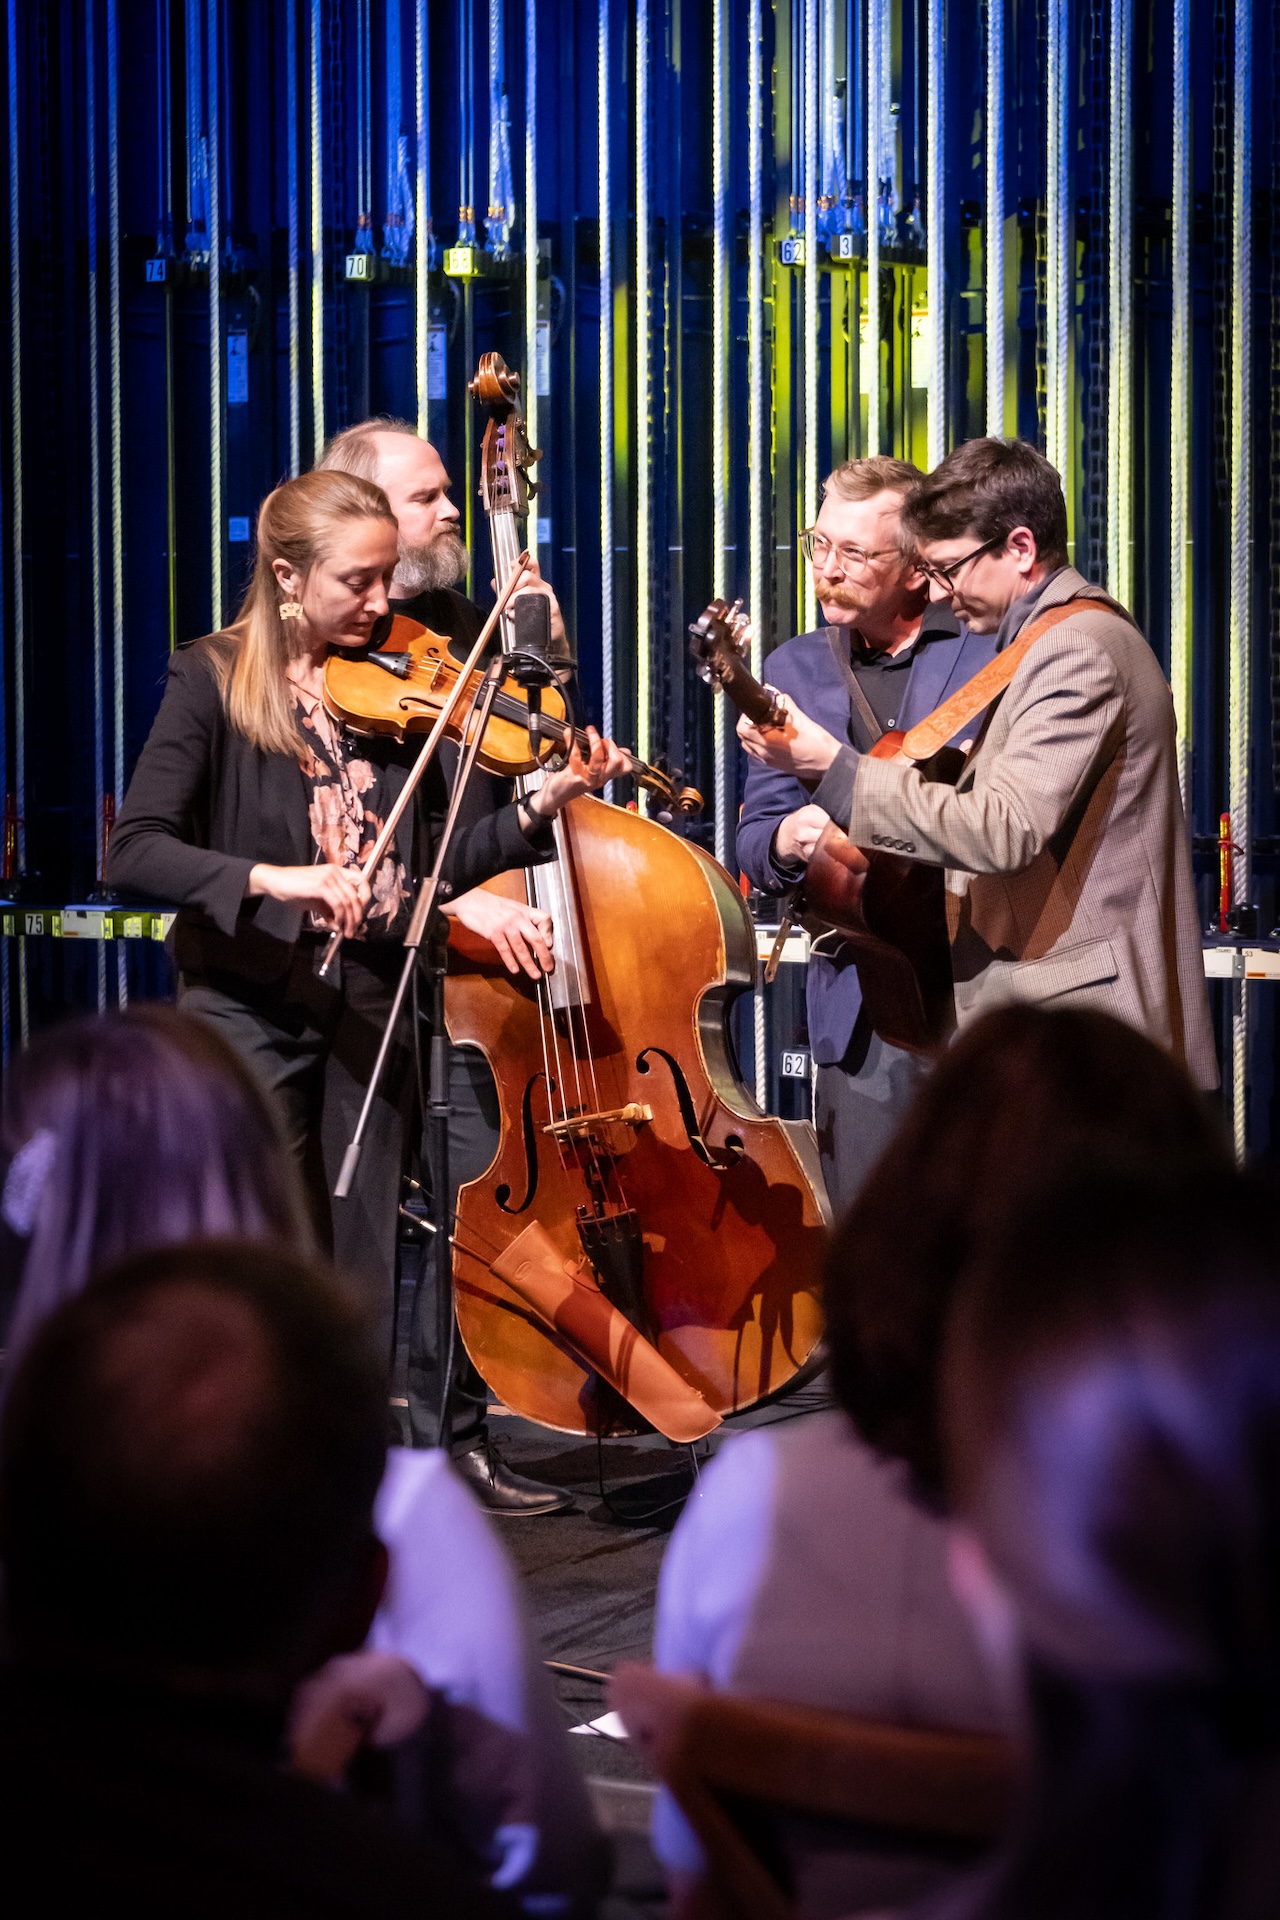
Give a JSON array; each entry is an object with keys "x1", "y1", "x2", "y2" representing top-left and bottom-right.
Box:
[
  {"x1": 636, "y1": 1048, "x2": 745, "y2": 1172},
  {"x1": 496, "y1": 1073, "x2": 546, "y2": 1214}
]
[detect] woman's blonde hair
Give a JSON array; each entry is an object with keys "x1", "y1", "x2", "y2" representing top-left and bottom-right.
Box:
[{"x1": 213, "y1": 468, "x2": 397, "y2": 756}]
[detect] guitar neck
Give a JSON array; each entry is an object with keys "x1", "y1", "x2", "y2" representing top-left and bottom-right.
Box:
[{"x1": 710, "y1": 652, "x2": 783, "y2": 729}]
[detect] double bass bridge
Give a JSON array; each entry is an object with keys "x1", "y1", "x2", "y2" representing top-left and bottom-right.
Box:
[{"x1": 542, "y1": 1102, "x2": 653, "y2": 1144}]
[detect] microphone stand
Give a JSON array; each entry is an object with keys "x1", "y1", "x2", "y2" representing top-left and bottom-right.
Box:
[{"x1": 333, "y1": 646, "x2": 516, "y2": 1448}]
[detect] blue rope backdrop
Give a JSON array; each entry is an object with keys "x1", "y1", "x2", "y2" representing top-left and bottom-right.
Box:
[{"x1": 0, "y1": 0, "x2": 1274, "y2": 1138}]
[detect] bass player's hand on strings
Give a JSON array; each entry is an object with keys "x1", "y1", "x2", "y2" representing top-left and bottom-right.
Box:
[
  {"x1": 246, "y1": 862, "x2": 371, "y2": 939},
  {"x1": 737, "y1": 692, "x2": 843, "y2": 783},
  {"x1": 445, "y1": 889, "x2": 555, "y2": 979},
  {"x1": 529, "y1": 726, "x2": 631, "y2": 817}
]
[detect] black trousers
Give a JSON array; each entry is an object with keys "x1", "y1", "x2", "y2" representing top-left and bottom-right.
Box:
[
  {"x1": 814, "y1": 1012, "x2": 932, "y2": 1225},
  {"x1": 404, "y1": 1042, "x2": 498, "y2": 1453},
  {"x1": 179, "y1": 940, "x2": 417, "y2": 1369}
]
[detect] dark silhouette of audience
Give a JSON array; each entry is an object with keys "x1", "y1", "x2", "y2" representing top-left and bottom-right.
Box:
[
  {"x1": 626, "y1": 1006, "x2": 1231, "y2": 1917},
  {"x1": 0, "y1": 1006, "x2": 606, "y2": 1910},
  {"x1": 914, "y1": 1165, "x2": 1280, "y2": 1920},
  {"x1": 5, "y1": 995, "x2": 1276, "y2": 1919},
  {"x1": 0, "y1": 1239, "x2": 506, "y2": 1916}
]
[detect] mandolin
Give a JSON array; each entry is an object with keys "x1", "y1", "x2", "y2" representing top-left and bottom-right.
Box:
[{"x1": 689, "y1": 598, "x2": 956, "y2": 1054}]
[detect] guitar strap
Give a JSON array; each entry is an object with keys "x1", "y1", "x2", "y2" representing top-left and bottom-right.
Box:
[
  {"x1": 823, "y1": 627, "x2": 885, "y2": 750},
  {"x1": 899, "y1": 598, "x2": 1115, "y2": 764}
]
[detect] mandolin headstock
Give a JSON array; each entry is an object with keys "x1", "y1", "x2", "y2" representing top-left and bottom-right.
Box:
[{"x1": 688, "y1": 599, "x2": 784, "y2": 729}]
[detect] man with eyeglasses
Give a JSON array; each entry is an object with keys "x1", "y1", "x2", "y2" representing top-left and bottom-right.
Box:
[
  {"x1": 735, "y1": 456, "x2": 996, "y2": 1216},
  {"x1": 739, "y1": 438, "x2": 1216, "y2": 1093}
]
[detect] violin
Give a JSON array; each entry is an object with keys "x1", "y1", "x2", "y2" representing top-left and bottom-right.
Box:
[
  {"x1": 324, "y1": 614, "x2": 700, "y2": 816},
  {"x1": 443, "y1": 356, "x2": 830, "y2": 1442}
]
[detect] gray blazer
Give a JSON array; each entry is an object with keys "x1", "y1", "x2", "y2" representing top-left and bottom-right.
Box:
[{"x1": 846, "y1": 568, "x2": 1217, "y2": 1089}]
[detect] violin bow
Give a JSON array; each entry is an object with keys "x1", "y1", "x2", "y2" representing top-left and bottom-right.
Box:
[{"x1": 317, "y1": 552, "x2": 533, "y2": 978}]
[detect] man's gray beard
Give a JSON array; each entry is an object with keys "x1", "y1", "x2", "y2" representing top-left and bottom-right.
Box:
[{"x1": 394, "y1": 531, "x2": 469, "y2": 596}]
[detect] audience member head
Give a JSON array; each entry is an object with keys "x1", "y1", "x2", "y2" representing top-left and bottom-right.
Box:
[
  {"x1": 941, "y1": 1167, "x2": 1280, "y2": 1920},
  {"x1": 823, "y1": 1005, "x2": 1230, "y2": 1501},
  {"x1": 1, "y1": 1005, "x2": 309, "y2": 1371},
  {"x1": 0, "y1": 1240, "x2": 387, "y2": 1699}
]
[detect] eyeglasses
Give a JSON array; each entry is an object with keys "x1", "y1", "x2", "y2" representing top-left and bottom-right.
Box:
[
  {"x1": 915, "y1": 535, "x2": 1006, "y2": 591},
  {"x1": 798, "y1": 529, "x2": 900, "y2": 574}
]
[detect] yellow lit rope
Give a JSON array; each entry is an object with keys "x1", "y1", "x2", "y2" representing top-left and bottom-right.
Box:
[
  {"x1": 524, "y1": 0, "x2": 537, "y2": 558},
  {"x1": 1169, "y1": 0, "x2": 1192, "y2": 806},
  {"x1": 286, "y1": 0, "x2": 301, "y2": 473},
  {"x1": 108, "y1": 0, "x2": 126, "y2": 1005},
  {"x1": 925, "y1": 0, "x2": 945, "y2": 469},
  {"x1": 1106, "y1": 0, "x2": 1132, "y2": 607},
  {"x1": 310, "y1": 0, "x2": 323, "y2": 455},
  {"x1": 597, "y1": 0, "x2": 613, "y2": 749},
  {"x1": 865, "y1": 0, "x2": 884, "y2": 454},
  {"x1": 634, "y1": 0, "x2": 650, "y2": 768},
  {"x1": 415, "y1": 0, "x2": 428, "y2": 434},
  {"x1": 207, "y1": 0, "x2": 222, "y2": 635},
  {"x1": 801, "y1": 0, "x2": 817, "y2": 634},
  {"x1": 984, "y1": 0, "x2": 1004, "y2": 438},
  {"x1": 1045, "y1": 0, "x2": 1069, "y2": 485},
  {"x1": 1228, "y1": 0, "x2": 1253, "y2": 1158},
  {"x1": 712, "y1": 0, "x2": 728, "y2": 858}
]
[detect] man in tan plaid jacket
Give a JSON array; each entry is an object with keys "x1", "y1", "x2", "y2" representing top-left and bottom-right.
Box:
[{"x1": 737, "y1": 438, "x2": 1217, "y2": 1090}]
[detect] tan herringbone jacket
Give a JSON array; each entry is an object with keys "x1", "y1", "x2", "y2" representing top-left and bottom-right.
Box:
[{"x1": 847, "y1": 567, "x2": 1218, "y2": 1087}]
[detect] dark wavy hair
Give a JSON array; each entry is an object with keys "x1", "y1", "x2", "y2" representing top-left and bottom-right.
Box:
[
  {"x1": 822, "y1": 1005, "x2": 1230, "y2": 1501},
  {"x1": 903, "y1": 437, "x2": 1070, "y2": 569},
  {"x1": 1, "y1": 1238, "x2": 386, "y2": 1679},
  {"x1": 1, "y1": 1005, "x2": 310, "y2": 1373},
  {"x1": 941, "y1": 1166, "x2": 1280, "y2": 1920}
]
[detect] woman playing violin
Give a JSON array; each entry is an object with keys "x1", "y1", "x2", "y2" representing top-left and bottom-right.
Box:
[{"x1": 109, "y1": 468, "x2": 626, "y2": 1360}]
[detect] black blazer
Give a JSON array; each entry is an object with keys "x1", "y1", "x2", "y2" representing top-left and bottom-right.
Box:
[{"x1": 108, "y1": 637, "x2": 552, "y2": 983}]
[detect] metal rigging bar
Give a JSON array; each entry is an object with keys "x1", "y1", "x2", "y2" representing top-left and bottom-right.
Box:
[{"x1": 1106, "y1": 0, "x2": 1132, "y2": 607}]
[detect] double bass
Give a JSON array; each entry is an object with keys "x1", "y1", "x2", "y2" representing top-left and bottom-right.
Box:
[{"x1": 443, "y1": 356, "x2": 829, "y2": 1442}]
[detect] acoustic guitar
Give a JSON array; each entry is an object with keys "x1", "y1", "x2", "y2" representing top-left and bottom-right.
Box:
[{"x1": 689, "y1": 599, "x2": 959, "y2": 1054}]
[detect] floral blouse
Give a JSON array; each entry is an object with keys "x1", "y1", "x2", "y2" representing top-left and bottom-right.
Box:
[{"x1": 291, "y1": 683, "x2": 409, "y2": 940}]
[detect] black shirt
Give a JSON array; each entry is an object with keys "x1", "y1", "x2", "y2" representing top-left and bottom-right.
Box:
[{"x1": 838, "y1": 601, "x2": 962, "y2": 749}]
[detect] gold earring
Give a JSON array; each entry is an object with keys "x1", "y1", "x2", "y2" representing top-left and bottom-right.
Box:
[{"x1": 279, "y1": 599, "x2": 302, "y2": 621}]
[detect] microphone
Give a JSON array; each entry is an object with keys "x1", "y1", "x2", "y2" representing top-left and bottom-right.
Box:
[{"x1": 512, "y1": 593, "x2": 555, "y2": 760}]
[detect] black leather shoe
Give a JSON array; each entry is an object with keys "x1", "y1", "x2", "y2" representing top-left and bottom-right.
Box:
[{"x1": 451, "y1": 1441, "x2": 576, "y2": 1516}]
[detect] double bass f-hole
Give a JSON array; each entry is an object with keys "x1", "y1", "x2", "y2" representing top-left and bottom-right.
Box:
[
  {"x1": 495, "y1": 1072, "x2": 547, "y2": 1215},
  {"x1": 636, "y1": 1048, "x2": 746, "y2": 1172}
]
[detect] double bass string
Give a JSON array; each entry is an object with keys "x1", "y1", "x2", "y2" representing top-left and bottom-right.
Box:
[{"x1": 489, "y1": 517, "x2": 630, "y2": 1217}]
